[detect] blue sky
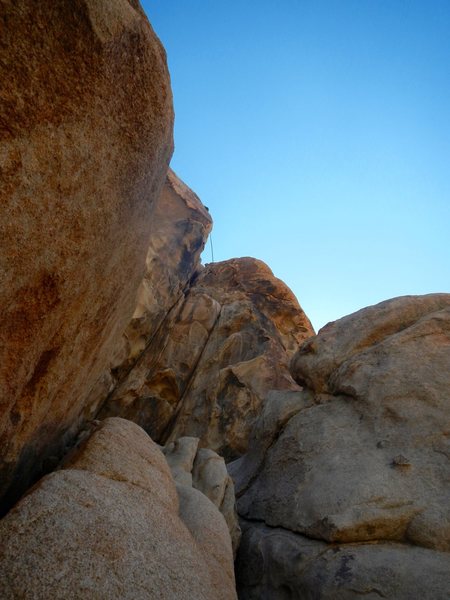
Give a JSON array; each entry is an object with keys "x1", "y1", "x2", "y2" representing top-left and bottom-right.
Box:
[{"x1": 142, "y1": 1, "x2": 450, "y2": 331}]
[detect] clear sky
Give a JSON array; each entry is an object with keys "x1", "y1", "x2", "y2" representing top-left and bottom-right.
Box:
[{"x1": 142, "y1": 1, "x2": 450, "y2": 331}]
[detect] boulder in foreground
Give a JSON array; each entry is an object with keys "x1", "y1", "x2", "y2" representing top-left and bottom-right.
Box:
[{"x1": 0, "y1": 418, "x2": 236, "y2": 600}]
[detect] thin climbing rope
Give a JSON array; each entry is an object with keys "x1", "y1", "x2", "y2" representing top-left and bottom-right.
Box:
[{"x1": 209, "y1": 233, "x2": 215, "y2": 263}]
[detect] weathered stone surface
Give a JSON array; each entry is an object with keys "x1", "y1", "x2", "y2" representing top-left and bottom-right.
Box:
[
  {"x1": 0, "y1": 0, "x2": 174, "y2": 512},
  {"x1": 165, "y1": 259, "x2": 313, "y2": 461},
  {"x1": 291, "y1": 293, "x2": 450, "y2": 395},
  {"x1": 177, "y1": 484, "x2": 236, "y2": 596},
  {"x1": 163, "y1": 436, "x2": 241, "y2": 554},
  {"x1": 233, "y1": 294, "x2": 450, "y2": 597},
  {"x1": 237, "y1": 520, "x2": 450, "y2": 600},
  {"x1": 0, "y1": 418, "x2": 236, "y2": 599},
  {"x1": 102, "y1": 257, "x2": 314, "y2": 458}
]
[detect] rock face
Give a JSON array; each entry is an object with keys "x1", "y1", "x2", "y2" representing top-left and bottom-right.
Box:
[
  {"x1": 0, "y1": 1, "x2": 174, "y2": 512},
  {"x1": 233, "y1": 294, "x2": 450, "y2": 598},
  {"x1": 0, "y1": 418, "x2": 237, "y2": 600},
  {"x1": 101, "y1": 257, "x2": 314, "y2": 459}
]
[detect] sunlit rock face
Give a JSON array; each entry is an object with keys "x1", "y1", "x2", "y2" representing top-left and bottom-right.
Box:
[
  {"x1": 232, "y1": 293, "x2": 450, "y2": 598},
  {"x1": 0, "y1": 0, "x2": 174, "y2": 513},
  {"x1": 0, "y1": 418, "x2": 237, "y2": 600},
  {"x1": 100, "y1": 256, "x2": 314, "y2": 459}
]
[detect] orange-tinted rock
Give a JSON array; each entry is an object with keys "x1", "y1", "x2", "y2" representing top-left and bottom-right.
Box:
[
  {"x1": 101, "y1": 257, "x2": 314, "y2": 459},
  {"x1": 0, "y1": 0, "x2": 173, "y2": 512}
]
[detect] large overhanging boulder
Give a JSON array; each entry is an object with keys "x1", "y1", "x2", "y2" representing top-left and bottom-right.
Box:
[{"x1": 0, "y1": 0, "x2": 174, "y2": 513}]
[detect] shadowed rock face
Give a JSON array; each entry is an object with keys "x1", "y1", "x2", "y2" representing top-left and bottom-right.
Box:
[
  {"x1": 0, "y1": 418, "x2": 237, "y2": 600},
  {"x1": 236, "y1": 520, "x2": 450, "y2": 600},
  {"x1": 84, "y1": 168, "x2": 213, "y2": 420},
  {"x1": 120, "y1": 168, "x2": 213, "y2": 373},
  {"x1": 233, "y1": 294, "x2": 450, "y2": 598},
  {"x1": 101, "y1": 256, "x2": 314, "y2": 459},
  {"x1": 0, "y1": 0, "x2": 174, "y2": 513}
]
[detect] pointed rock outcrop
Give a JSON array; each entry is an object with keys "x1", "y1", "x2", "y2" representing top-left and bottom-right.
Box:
[{"x1": 101, "y1": 257, "x2": 314, "y2": 459}]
